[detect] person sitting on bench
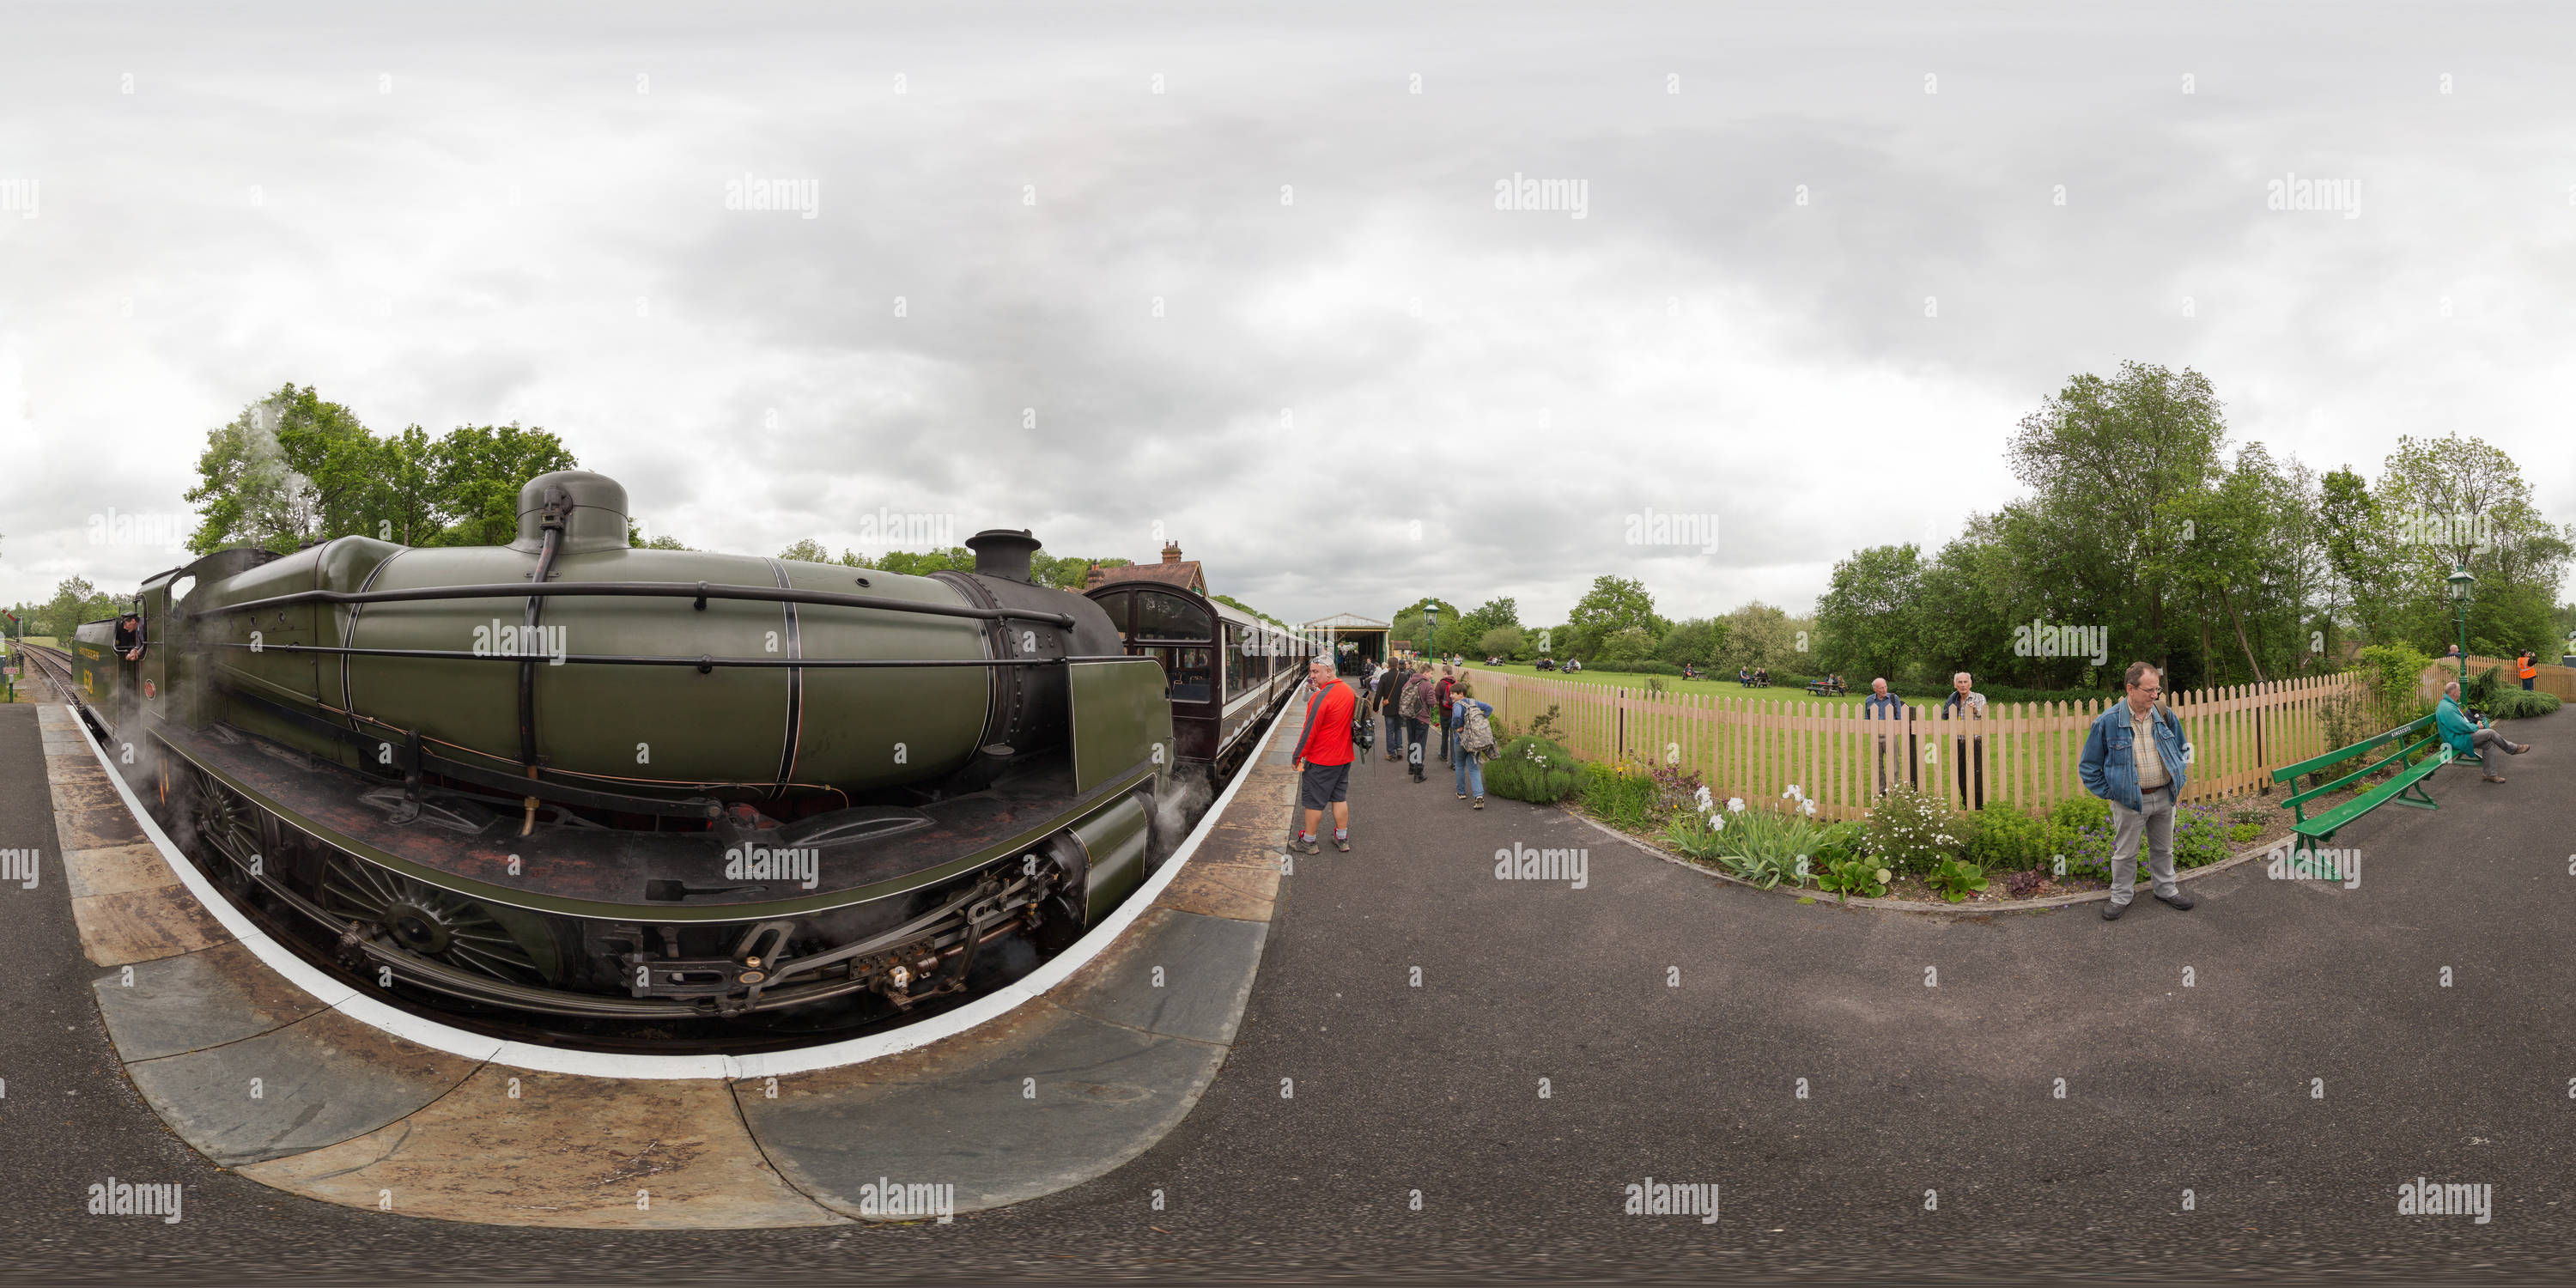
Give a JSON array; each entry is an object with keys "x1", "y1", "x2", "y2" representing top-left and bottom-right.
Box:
[
  {"x1": 1737, "y1": 667, "x2": 1751, "y2": 687},
  {"x1": 2438, "y1": 679, "x2": 2531, "y2": 783}
]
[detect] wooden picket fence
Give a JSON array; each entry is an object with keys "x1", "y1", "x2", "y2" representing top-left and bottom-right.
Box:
[
  {"x1": 2462, "y1": 654, "x2": 2576, "y2": 702},
  {"x1": 1458, "y1": 670, "x2": 2366, "y2": 822}
]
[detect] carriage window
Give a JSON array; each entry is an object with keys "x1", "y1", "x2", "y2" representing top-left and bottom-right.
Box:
[
  {"x1": 1156, "y1": 647, "x2": 1213, "y2": 703},
  {"x1": 1224, "y1": 623, "x2": 1247, "y2": 696},
  {"x1": 1137, "y1": 591, "x2": 1211, "y2": 641},
  {"x1": 1091, "y1": 590, "x2": 1135, "y2": 638}
]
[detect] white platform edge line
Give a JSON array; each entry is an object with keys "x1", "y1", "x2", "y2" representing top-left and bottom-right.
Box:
[{"x1": 67, "y1": 692, "x2": 1294, "y2": 1082}]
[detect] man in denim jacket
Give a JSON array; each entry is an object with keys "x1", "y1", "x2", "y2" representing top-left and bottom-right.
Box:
[{"x1": 2077, "y1": 661, "x2": 2194, "y2": 920}]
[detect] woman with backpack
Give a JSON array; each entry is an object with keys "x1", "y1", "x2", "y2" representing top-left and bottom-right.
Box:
[{"x1": 1450, "y1": 679, "x2": 1498, "y2": 807}]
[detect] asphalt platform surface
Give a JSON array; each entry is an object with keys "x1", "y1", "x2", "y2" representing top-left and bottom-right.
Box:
[{"x1": 3, "y1": 697, "x2": 2572, "y2": 1283}]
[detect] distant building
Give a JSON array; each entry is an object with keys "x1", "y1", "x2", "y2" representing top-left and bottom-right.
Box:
[
  {"x1": 1086, "y1": 541, "x2": 1206, "y2": 595},
  {"x1": 1304, "y1": 612, "x2": 1393, "y2": 671}
]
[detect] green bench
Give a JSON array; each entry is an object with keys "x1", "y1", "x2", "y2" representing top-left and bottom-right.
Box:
[{"x1": 2270, "y1": 714, "x2": 2458, "y2": 850}]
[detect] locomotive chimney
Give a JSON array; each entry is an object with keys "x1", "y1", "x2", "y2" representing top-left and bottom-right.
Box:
[{"x1": 967, "y1": 528, "x2": 1042, "y2": 584}]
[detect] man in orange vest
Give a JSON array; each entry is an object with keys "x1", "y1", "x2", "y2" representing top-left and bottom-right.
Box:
[{"x1": 2518, "y1": 650, "x2": 2539, "y2": 691}]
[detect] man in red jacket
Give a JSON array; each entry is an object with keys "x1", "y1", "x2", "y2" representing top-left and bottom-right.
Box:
[{"x1": 1291, "y1": 658, "x2": 1358, "y2": 853}]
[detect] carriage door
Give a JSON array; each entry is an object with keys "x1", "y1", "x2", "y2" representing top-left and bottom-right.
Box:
[{"x1": 138, "y1": 578, "x2": 182, "y2": 720}]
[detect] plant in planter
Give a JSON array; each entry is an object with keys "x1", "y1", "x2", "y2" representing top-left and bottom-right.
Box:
[
  {"x1": 1580, "y1": 758, "x2": 1661, "y2": 830},
  {"x1": 2045, "y1": 795, "x2": 2114, "y2": 879},
  {"x1": 2172, "y1": 804, "x2": 2237, "y2": 868},
  {"x1": 1861, "y1": 782, "x2": 1964, "y2": 875},
  {"x1": 1924, "y1": 856, "x2": 1990, "y2": 902}
]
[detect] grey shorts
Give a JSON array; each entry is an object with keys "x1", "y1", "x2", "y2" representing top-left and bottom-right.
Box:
[{"x1": 1299, "y1": 761, "x2": 1350, "y2": 809}]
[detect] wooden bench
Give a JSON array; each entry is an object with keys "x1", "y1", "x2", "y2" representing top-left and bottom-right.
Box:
[{"x1": 2270, "y1": 714, "x2": 2454, "y2": 850}]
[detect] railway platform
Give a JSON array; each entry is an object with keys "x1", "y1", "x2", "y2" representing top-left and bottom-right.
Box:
[{"x1": 18, "y1": 691, "x2": 1304, "y2": 1226}]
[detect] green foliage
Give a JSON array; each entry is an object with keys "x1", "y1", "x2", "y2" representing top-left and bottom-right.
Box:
[
  {"x1": 1485, "y1": 735, "x2": 1580, "y2": 803},
  {"x1": 1523, "y1": 705, "x2": 1564, "y2": 742},
  {"x1": 1963, "y1": 804, "x2": 2050, "y2": 872},
  {"x1": 14, "y1": 576, "x2": 129, "y2": 638},
  {"x1": 2172, "y1": 805, "x2": 2237, "y2": 869},
  {"x1": 1924, "y1": 857, "x2": 1990, "y2": 902},
  {"x1": 1654, "y1": 617, "x2": 1731, "y2": 668},
  {"x1": 1568, "y1": 576, "x2": 1662, "y2": 652},
  {"x1": 1810, "y1": 820, "x2": 1868, "y2": 866},
  {"x1": 1479, "y1": 625, "x2": 1526, "y2": 659},
  {"x1": 2045, "y1": 796, "x2": 2114, "y2": 877},
  {"x1": 1599, "y1": 626, "x2": 1655, "y2": 663},
  {"x1": 2227, "y1": 822, "x2": 2263, "y2": 845},
  {"x1": 2464, "y1": 664, "x2": 2564, "y2": 720},
  {"x1": 1814, "y1": 543, "x2": 1923, "y2": 684},
  {"x1": 2354, "y1": 644, "x2": 2434, "y2": 725},
  {"x1": 1579, "y1": 761, "x2": 1659, "y2": 831},
  {"x1": 1861, "y1": 782, "x2": 1965, "y2": 875},
  {"x1": 779, "y1": 538, "x2": 832, "y2": 562},
  {"x1": 184, "y1": 386, "x2": 581, "y2": 555},
  {"x1": 1211, "y1": 594, "x2": 1288, "y2": 628},
  {"x1": 1816, "y1": 856, "x2": 1893, "y2": 902}
]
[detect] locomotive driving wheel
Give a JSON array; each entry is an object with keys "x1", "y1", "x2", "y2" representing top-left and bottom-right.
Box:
[
  {"x1": 182, "y1": 767, "x2": 263, "y2": 890},
  {"x1": 319, "y1": 857, "x2": 562, "y2": 987}
]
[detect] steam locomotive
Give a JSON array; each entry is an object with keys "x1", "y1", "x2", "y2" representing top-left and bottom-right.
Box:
[{"x1": 58, "y1": 471, "x2": 1300, "y2": 1047}]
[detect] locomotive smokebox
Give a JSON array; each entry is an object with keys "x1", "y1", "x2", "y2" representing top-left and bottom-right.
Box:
[{"x1": 966, "y1": 528, "x2": 1042, "y2": 584}]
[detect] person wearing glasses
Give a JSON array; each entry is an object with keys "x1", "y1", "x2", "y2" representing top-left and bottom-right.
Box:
[{"x1": 2077, "y1": 661, "x2": 2194, "y2": 921}]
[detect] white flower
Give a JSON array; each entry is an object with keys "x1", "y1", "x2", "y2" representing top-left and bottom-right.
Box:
[
  {"x1": 1802, "y1": 799, "x2": 1818, "y2": 817},
  {"x1": 1785, "y1": 784, "x2": 1806, "y2": 801},
  {"x1": 1710, "y1": 813, "x2": 1726, "y2": 832},
  {"x1": 1728, "y1": 797, "x2": 1745, "y2": 813}
]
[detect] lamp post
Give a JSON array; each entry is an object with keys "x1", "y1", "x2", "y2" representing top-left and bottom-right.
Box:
[
  {"x1": 1424, "y1": 605, "x2": 1438, "y2": 663},
  {"x1": 2445, "y1": 562, "x2": 2476, "y2": 680}
]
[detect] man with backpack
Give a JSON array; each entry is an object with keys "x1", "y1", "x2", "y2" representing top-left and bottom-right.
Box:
[
  {"x1": 1450, "y1": 678, "x2": 1498, "y2": 807},
  {"x1": 1434, "y1": 666, "x2": 1456, "y2": 764},
  {"x1": 1372, "y1": 658, "x2": 1407, "y2": 762},
  {"x1": 2078, "y1": 661, "x2": 2195, "y2": 920},
  {"x1": 1290, "y1": 658, "x2": 1359, "y2": 853},
  {"x1": 1398, "y1": 659, "x2": 1439, "y2": 783}
]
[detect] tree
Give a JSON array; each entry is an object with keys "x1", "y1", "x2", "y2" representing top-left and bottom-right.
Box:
[
  {"x1": 2007, "y1": 361, "x2": 2228, "y2": 677},
  {"x1": 30, "y1": 576, "x2": 128, "y2": 637},
  {"x1": 1478, "y1": 625, "x2": 1527, "y2": 659},
  {"x1": 1654, "y1": 617, "x2": 1731, "y2": 668},
  {"x1": 1714, "y1": 602, "x2": 1795, "y2": 671},
  {"x1": 423, "y1": 424, "x2": 580, "y2": 547},
  {"x1": 2377, "y1": 432, "x2": 2573, "y2": 659},
  {"x1": 1814, "y1": 544, "x2": 1923, "y2": 684},
  {"x1": 779, "y1": 538, "x2": 833, "y2": 562},
  {"x1": 1567, "y1": 576, "x2": 1660, "y2": 657}
]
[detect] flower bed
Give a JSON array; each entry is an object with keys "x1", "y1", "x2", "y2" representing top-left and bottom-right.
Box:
[{"x1": 1568, "y1": 754, "x2": 2309, "y2": 905}]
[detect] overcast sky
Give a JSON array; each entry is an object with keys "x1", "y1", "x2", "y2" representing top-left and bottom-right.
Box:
[{"x1": 3, "y1": 2, "x2": 2572, "y2": 626}]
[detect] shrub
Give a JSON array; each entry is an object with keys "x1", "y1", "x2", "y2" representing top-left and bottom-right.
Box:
[
  {"x1": 1963, "y1": 804, "x2": 2050, "y2": 872},
  {"x1": 2172, "y1": 805, "x2": 2236, "y2": 869},
  {"x1": 1583, "y1": 659, "x2": 1685, "y2": 676},
  {"x1": 1486, "y1": 735, "x2": 1580, "y2": 803},
  {"x1": 1810, "y1": 819, "x2": 1868, "y2": 866},
  {"x1": 2227, "y1": 821, "x2": 2263, "y2": 845},
  {"x1": 2046, "y1": 796, "x2": 2114, "y2": 878},
  {"x1": 1710, "y1": 804, "x2": 1824, "y2": 889},
  {"x1": 1925, "y1": 857, "x2": 1990, "y2": 902},
  {"x1": 1579, "y1": 760, "x2": 1659, "y2": 829},
  {"x1": 2355, "y1": 643, "x2": 2433, "y2": 726},
  {"x1": 1862, "y1": 783, "x2": 1965, "y2": 875}
]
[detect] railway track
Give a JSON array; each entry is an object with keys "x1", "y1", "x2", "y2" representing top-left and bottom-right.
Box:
[{"x1": 15, "y1": 642, "x2": 82, "y2": 706}]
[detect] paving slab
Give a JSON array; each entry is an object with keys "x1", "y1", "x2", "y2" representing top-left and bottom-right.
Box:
[
  {"x1": 52, "y1": 802, "x2": 148, "y2": 852},
  {"x1": 1154, "y1": 854, "x2": 1283, "y2": 920},
  {"x1": 735, "y1": 996, "x2": 1224, "y2": 1218},
  {"x1": 69, "y1": 882, "x2": 232, "y2": 965},
  {"x1": 1051, "y1": 905, "x2": 1269, "y2": 1046},
  {"x1": 92, "y1": 939, "x2": 331, "y2": 1061},
  {"x1": 62, "y1": 841, "x2": 183, "y2": 899},
  {"x1": 123, "y1": 1005, "x2": 482, "y2": 1165},
  {"x1": 242, "y1": 1066, "x2": 842, "y2": 1228}
]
